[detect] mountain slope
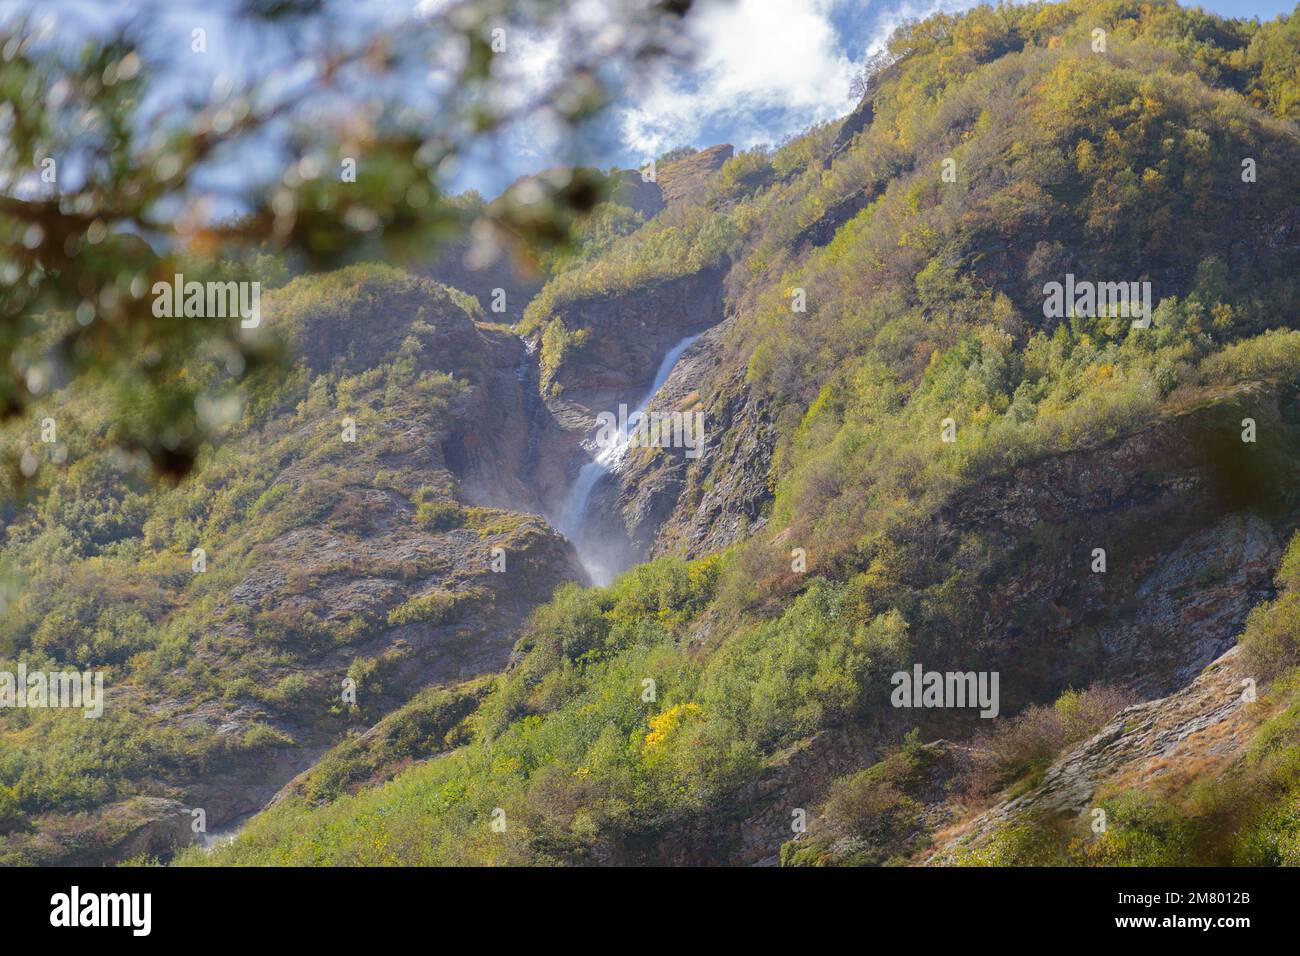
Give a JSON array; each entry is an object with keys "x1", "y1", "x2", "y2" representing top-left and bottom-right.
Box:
[
  {"x1": 187, "y1": 0, "x2": 1300, "y2": 867},
  {"x1": 4, "y1": 0, "x2": 1299, "y2": 868},
  {"x1": 0, "y1": 265, "x2": 582, "y2": 863}
]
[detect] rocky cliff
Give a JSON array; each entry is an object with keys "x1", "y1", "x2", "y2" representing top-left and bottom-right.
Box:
[{"x1": 924, "y1": 644, "x2": 1260, "y2": 864}]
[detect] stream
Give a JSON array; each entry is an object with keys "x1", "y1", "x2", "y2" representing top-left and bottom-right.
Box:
[
  {"x1": 552, "y1": 332, "x2": 700, "y2": 585},
  {"x1": 199, "y1": 333, "x2": 702, "y2": 851}
]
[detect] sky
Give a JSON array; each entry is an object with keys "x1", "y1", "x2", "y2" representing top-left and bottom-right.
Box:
[
  {"x1": 473, "y1": 0, "x2": 1298, "y2": 192},
  {"x1": 613, "y1": 0, "x2": 1295, "y2": 157},
  {"x1": 1, "y1": 0, "x2": 1295, "y2": 199}
]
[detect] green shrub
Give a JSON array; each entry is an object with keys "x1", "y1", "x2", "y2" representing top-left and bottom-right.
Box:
[
  {"x1": 1239, "y1": 532, "x2": 1300, "y2": 677},
  {"x1": 386, "y1": 588, "x2": 480, "y2": 627},
  {"x1": 414, "y1": 501, "x2": 464, "y2": 531},
  {"x1": 243, "y1": 722, "x2": 295, "y2": 750}
]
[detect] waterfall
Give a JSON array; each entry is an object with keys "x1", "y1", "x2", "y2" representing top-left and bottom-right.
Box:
[{"x1": 555, "y1": 333, "x2": 700, "y2": 585}]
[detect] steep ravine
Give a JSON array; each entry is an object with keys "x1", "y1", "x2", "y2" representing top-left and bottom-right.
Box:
[
  {"x1": 177, "y1": 276, "x2": 737, "y2": 857},
  {"x1": 550, "y1": 332, "x2": 702, "y2": 584}
]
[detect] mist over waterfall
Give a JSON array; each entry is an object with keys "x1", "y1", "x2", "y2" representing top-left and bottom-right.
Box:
[{"x1": 554, "y1": 333, "x2": 700, "y2": 585}]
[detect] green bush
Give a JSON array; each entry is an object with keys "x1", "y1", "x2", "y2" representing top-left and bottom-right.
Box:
[
  {"x1": 386, "y1": 588, "x2": 483, "y2": 627},
  {"x1": 1239, "y1": 532, "x2": 1300, "y2": 677},
  {"x1": 414, "y1": 501, "x2": 465, "y2": 531},
  {"x1": 243, "y1": 723, "x2": 295, "y2": 750}
]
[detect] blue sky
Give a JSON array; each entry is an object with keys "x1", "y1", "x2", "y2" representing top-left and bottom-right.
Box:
[
  {"x1": 603, "y1": 0, "x2": 1296, "y2": 164},
  {"x1": 2, "y1": 0, "x2": 1294, "y2": 199},
  {"x1": 501, "y1": 0, "x2": 1296, "y2": 194}
]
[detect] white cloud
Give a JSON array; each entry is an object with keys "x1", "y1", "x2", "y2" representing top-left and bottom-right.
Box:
[
  {"x1": 617, "y1": 0, "x2": 986, "y2": 158},
  {"x1": 619, "y1": 0, "x2": 857, "y2": 156},
  {"x1": 861, "y1": 0, "x2": 983, "y2": 54}
]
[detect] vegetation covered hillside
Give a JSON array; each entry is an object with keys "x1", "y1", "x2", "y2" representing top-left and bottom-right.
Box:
[
  {"x1": 0, "y1": 264, "x2": 581, "y2": 863},
  {"x1": 182, "y1": 0, "x2": 1300, "y2": 866}
]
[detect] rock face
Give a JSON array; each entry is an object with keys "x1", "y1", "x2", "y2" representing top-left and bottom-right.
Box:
[
  {"x1": 105, "y1": 798, "x2": 198, "y2": 861},
  {"x1": 445, "y1": 324, "x2": 550, "y2": 513},
  {"x1": 610, "y1": 169, "x2": 667, "y2": 220},
  {"x1": 227, "y1": 514, "x2": 580, "y2": 684},
  {"x1": 658, "y1": 144, "x2": 734, "y2": 206},
  {"x1": 925, "y1": 645, "x2": 1257, "y2": 863},
  {"x1": 530, "y1": 264, "x2": 732, "y2": 520},
  {"x1": 824, "y1": 84, "x2": 875, "y2": 168},
  {"x1": 3, "y1": 796, "x2": 197, "y2": 866},
  {"x1": 907, "y1": 383, "x2": 1297, "y2": 714},
  {"x1": 544, "y1": 265, "x2": 730, "y2": 406},
  {"x1": 605, "y1": 318, "x2": 776, "y2": 562},
  {"x1": 128, "y1": 520, "x2": 576, "y2": 865},
  {"x1": 200, "y1": 286, "x2": 586, "y2": 844}
]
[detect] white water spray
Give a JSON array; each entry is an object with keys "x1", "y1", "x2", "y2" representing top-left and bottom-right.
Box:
[{"x1": 555, "y1": 333, "x2": 700, "y2": 585}]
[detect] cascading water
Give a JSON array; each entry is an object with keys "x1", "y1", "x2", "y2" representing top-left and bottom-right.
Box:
[{"x1": 555, "y1": 333, "x2": 700, "y2": 585}]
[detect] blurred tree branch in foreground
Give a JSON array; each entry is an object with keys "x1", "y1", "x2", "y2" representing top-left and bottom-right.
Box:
[{"x1": 0, "y1": 0, "x2": 699, "y2": 484}]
